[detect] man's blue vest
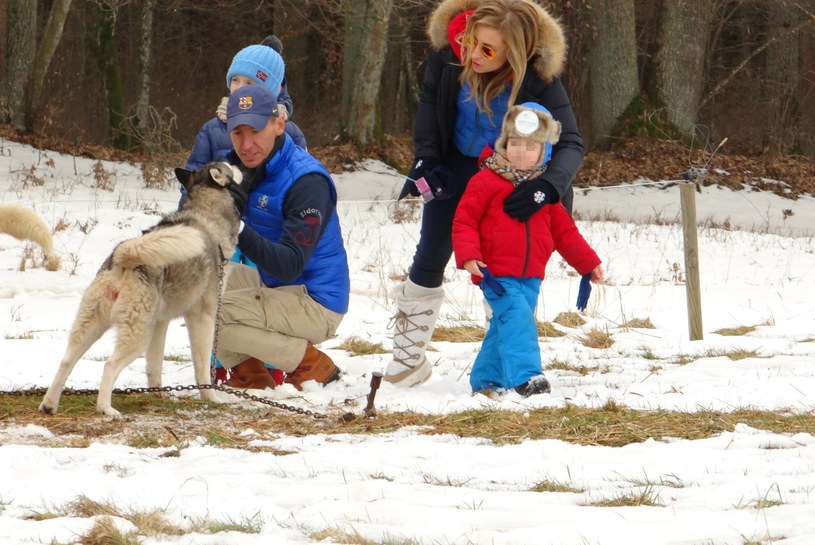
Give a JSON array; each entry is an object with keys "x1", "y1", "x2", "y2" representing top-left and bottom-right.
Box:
[{"x1": 247, "y1": 136, "x2": 350, "y2": 314}]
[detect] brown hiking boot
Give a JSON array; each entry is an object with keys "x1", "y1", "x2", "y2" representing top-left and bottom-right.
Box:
[
  {"x1": 283, "y1": 343, "x2": 341, "y2": 390},
  {"x1": 225, "y1": 357, "x2": 277, "y2": 390}
]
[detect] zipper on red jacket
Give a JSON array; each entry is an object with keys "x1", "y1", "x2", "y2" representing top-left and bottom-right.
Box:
[{"x1": 521, "y1": 220, "x2": 531, "y2": 276}]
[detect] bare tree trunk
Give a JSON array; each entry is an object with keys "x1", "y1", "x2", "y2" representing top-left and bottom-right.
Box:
[
  {"x1": 3, "y1": 0, "x2": 36, "y2": 131},
  {"x1": 25, "y1": 0, "x2": 73, "y2": 128},
  {"x1": 653, "y1": 0, "x2": 716, "y2": 140},
  {"x1": 136, "y1": 0, "x2": 155, "y2": 136},
  {"x1": 801, "y1": 8, "x2": 815, "y2": 157},
  {"x1": 765, "y1": 1, "x2": 801, "y2": 154},
  {"x1": 87, "y1": 0, "x2": 129, "y2": 149},
  {"x1": 584, "y1": 0, "x2": 639, "y2": 150},
  {"x1": 378, "y1": 3, "x2": 419, "y2": 134},
  {"x1": 340, "y1": 0, "x2": 394, "y2": 144}
]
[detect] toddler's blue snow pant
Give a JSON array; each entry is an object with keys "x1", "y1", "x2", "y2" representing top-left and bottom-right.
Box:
[{"x1": 470, "y1": 276, "x2": 543, "y2": 391}]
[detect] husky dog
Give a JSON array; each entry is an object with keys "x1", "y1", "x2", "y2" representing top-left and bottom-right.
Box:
[
  {"x1": 0, "y1": 204, "x2": 54, "y2": 257},
  {"x1": 39, "y1": 162, "x2": 243, "y2": 417}
]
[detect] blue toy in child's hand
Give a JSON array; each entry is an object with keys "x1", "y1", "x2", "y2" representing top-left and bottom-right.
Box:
[
  {"x1": 479, "y1": 267, "x2": 506, "y2": 296},
  {"x1": 576, "y1": 273, "x2": 592, "y2": 311}
]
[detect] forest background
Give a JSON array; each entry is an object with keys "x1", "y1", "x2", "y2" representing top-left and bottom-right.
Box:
[{"x1": 1, "y1": 0, "x2": 814, "y2": 190}]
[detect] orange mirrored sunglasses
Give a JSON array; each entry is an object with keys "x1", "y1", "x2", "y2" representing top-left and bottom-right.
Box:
[{"x1": 463, "y1": 36, "x2": 497, "y2": 61}]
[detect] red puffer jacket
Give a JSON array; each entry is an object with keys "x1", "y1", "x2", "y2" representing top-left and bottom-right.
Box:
[{"x1": 453, "y1": 160, "x2": 600, "y2": 284}]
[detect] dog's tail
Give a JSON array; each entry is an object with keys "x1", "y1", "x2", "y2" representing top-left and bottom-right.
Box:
[
  {"x1": 113, "y1": 225, "x2": 208, "y2": 269},
  {"x1": 0, "y1": 204, "x2": 54, "y2": 256}
]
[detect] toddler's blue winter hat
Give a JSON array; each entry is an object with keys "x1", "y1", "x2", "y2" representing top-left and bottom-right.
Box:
[
  {"x1": 495, "y1": 102, "x2": 561, "y2": 165},
  {"x1": 226, "y1": 44, "x2": 285, "y2": 95},
  {"x1": 226, "y1": 85, "x2": 279, "y2": 132}
]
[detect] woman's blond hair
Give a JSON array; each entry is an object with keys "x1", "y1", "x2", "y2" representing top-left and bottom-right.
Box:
[{"x1": 460, "y1": 0, "x2": 544, "y2": 115}]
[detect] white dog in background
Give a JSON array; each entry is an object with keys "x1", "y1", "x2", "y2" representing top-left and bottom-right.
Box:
[{"x1": 0, "y1": 203, "x2": 54, "y2": 260}]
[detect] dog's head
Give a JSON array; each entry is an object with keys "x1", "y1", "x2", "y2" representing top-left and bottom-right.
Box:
[{"x1": 174, "y1": 162, "x2": 243, "y2": 194}]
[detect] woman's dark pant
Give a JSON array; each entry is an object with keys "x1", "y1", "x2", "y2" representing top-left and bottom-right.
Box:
[{"x1": 408, "y1": 149, "x2": 479, "y2": 289}]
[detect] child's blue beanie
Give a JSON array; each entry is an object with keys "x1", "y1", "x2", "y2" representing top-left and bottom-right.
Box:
[
  {"x1": 226, "y1": 44, "x2": 285, "y2": 96},
  {"x1": 495, "y1": 102, "x2": 561, "y2": 165}
]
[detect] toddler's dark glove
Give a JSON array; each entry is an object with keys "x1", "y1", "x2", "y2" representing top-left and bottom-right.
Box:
[
  {"x1": 399, "y1": 157, "x2": 436, "y2": 199},
  {"x1": 576, "y1": 273, "x2": 592, "y2": 311},
  {"x1": 503, "y1": 177, "x2": 559, "y2": 221},
  {"x1": 227, "y1": 182, "x2": 248, "y2": 217},
  {"x1": 479, "y1": 266, "x2": 506, "y2": 296}
]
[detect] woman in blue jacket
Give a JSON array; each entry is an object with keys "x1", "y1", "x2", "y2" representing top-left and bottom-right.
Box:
[{"x1": 386, "y1": 0, "x2": 585, "y2": 387}]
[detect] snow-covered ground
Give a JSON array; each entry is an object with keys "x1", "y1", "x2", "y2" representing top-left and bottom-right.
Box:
[{"x1": 1, "y1": 138, "x2": 814, "y2": 544}]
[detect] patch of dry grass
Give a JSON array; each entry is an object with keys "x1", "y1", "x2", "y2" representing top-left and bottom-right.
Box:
[
  {"x1": 584, "y1": 485, "x2": 664, "y2": 507},
  {"x1": 530, "y1": 478, "x2": 585, "y2": 494},
  {"x1": 714, "y1": 325, "x2": 757, "y2": 336},
  {"x1": 79, "y1": 516, "x2": 141, "y2": 545},
  {"x1": 336, "y1": 336, "x2": 388, "y2": 356},
  {"x1": 553, "y1": 312, "x2": 586, "y2": 328},
  {"x1": 4, "y1": 391, "x2": 814, "y2": 449},
  {"x1": 702, "y1": 348, "x2": 762, "y2": 361},
  {"x1": 432, "y1": 325, "x2": 485, "y2": 342},
  {"x1": 622, "y1": 317, "x2": 656, "y2": 329},
  {"x1": 537, "y1": 321, "x2": 566, "y2": 338},
  {"x1": 311, "y1": 527, "x2": 420, "y2": 545},
  {"x1": 544, "y1": 360, "x2": 596, "y2": 376},
  {"x1": 577, "y1": 326, "x2": 614, "y2": 349}
]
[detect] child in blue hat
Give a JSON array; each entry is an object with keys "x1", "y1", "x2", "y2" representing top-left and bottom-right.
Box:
[
  {"x1": 185, "y1": 36, "x2": 306, "y2": 172},
  {"x1": 453, "y1": 103, "x2": 604, "y2": 397}
]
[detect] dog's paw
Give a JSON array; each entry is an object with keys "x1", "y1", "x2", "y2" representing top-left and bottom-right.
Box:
[
  {"x1": 99, "y1": 406, "x2": 123, "y2": 418},
  {"x1": 200, "y1": 390, "x2": 219, "y2": 403},
  {"x1": 38, "y1": 401, "x2": 57, "y2": 415}
]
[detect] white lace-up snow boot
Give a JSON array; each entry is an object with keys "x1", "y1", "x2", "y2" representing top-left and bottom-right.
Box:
[{"x1": 384, "y1": 282, "x2": 443, "y2": 387}]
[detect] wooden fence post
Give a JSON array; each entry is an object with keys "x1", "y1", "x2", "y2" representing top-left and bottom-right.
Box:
[{"x1": 680, "y1": 183, "x2": 703, "y2": 340}]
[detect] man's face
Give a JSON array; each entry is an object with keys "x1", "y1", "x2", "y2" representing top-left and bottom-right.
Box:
[{"x1": 230, "y1": 116, "x2": 285, "y2": 168}]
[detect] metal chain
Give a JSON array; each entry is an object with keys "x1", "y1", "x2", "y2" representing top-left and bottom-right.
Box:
[
  {"x1": 0, "y1": 383, "x2": 328, "y2": 419},
  {"x1": 209, "y1": 254, "x2": 227, "y2": 384},
  {"x1": 1, "y1": 256, "x2": 340, "y2": 421}
]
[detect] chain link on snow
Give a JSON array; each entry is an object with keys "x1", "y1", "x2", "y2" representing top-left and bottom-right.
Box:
[{"x1": 0, "y1": 383, "x2": 328, "y2": 419}]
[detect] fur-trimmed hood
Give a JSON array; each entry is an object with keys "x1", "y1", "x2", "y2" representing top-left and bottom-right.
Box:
[{"x1": 426, "y1": 0, "x2": 566, "y2": 82}]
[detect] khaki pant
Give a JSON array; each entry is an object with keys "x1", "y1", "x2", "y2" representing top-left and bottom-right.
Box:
[{"x1": 215, "y1": 263, "x2": 344, "y2": 372}]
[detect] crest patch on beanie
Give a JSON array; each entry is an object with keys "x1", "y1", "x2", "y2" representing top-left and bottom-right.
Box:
[{"x1": 225, "y1": 43, "x2": 285, "y2": 97}]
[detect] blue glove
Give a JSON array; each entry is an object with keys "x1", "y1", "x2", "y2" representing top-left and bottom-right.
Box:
[
  {"x1": 576, "y1": 273, "x2": 592, "y2": 311},
  {"x1": 479, "y1": 267, "x2": 506, "y2": 296}
]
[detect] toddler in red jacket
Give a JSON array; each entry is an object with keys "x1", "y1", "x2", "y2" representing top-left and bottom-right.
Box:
[{"x1": 452, "y1": 103, "x2": 604, "y2": 396}]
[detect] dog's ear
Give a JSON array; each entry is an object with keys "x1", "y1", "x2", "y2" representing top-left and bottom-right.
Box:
[
  {"x1": 175, "y1": 168, "x2": 194, "y2": 192},
  {"x1": 207, "y1": 163, "x2": 242, "y2": 189},
  {"x1": 209, "y1": 165, "x2": 230, "y2": 188}
]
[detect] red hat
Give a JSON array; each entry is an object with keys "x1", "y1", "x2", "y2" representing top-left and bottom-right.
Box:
[{"x1": 447, "y1": 10, "x2": 474, "y2": 62}]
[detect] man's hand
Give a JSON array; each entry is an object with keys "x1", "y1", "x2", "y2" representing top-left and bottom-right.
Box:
[
  {"x1": 503, "y1": 177, "x2": 559, "y2": 221},
  {"x1": 227, "y1": 182, "x2": 248, "y2": 217}
]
